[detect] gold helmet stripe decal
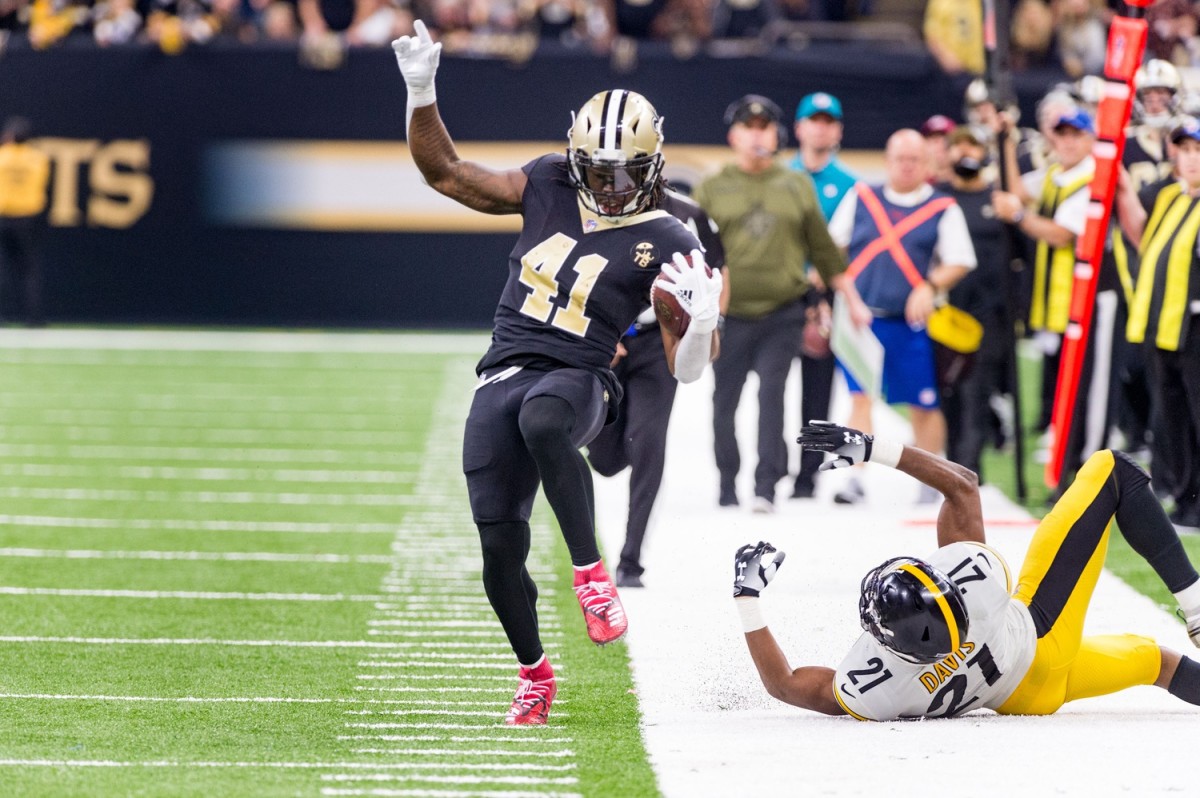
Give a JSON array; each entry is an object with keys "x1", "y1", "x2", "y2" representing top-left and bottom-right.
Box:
[{"x1": 898, "y1": 563, "x2": 960, "y2": 654}]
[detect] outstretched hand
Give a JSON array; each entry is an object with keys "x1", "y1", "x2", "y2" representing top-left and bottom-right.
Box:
[
  {"x1": 734, "y1": 541, "x2": 785, "y2": 598},
  {"x1": 392, "y1": 20, "x2": 441, "y2": 107},
  {"x1": 797, "y1": 420, "x2": 874, "y2": 471}
]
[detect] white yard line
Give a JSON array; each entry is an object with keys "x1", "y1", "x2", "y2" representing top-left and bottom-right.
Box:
[
  {"x1": 0, "y1": 464, "x2": 415, "y2": 484},
  {"x1": 0, "y1": 548, "x2": 395, "y2": 564},
  {"x1": 0, "y1": 636, "x2": 440, "y2": 648},
  {"x1": 0, "y1": 515, "x2": 398, "y2": 534},
  {"x1": 0, "y1": 444, "x2": 419, "y2": 465},
  {"x1": 596, "y1": 368, "x2": 1200, "y2": 797},
  {"x1": 0, "y1": 487, "x2": 423, "y2": 506},
  {"x1": 0, "y1": 328, "x2": 490, "y2": 353},
  {"x1": 0, "y1": 587, "x2": 383, "y2": 602}
]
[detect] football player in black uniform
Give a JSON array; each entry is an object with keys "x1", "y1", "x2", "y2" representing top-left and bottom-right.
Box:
[
  {"x1": 586, "y1": 188, "x2": 727, "y2": 589},
  {"x1": 393, "y1": 21, "x2": 720, "y2": 726}
]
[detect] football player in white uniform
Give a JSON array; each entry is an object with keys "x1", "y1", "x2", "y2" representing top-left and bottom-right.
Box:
[{"x1": 732, "y1": 421, "x2": 1200, "y2": 720}]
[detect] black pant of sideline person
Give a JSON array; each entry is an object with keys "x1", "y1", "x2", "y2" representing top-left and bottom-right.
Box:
[
  {"x1": 713, "y1": 298, "x2": 805, "y2": 508},
  {"x1": 794, "y1": 292, "x2": 835, "y2": 499},
  {"x1": 1151, "y1": 315, "x2": 1200, "y2": 529},
  {"x1": 0, "y1": 215, "x2": 44, "y2": 326},
  {"x1": 586, "y1": 324, "x2": 678, "y2": 587}
]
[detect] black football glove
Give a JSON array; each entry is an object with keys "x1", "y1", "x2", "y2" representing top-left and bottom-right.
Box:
[
  {"x1": 797, "y1": 420, "x2": 874, "y2": 471},
  {"x1": 733, "y1": 541, "x2": 786, "y2": 598}
]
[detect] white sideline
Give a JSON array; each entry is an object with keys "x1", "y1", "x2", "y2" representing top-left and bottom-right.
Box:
[
  {"x1": 0, "y1": 328, "x2": 490, "y2": 353},
  {"x1": 596, "y1": 367, "x2": 1200, "y2": 797},
  {"x1": 0, "y1": 587, "x2": 384, "y2": 602}
]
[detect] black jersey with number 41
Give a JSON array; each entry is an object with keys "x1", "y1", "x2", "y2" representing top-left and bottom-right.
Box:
[{"x1": 477, "y1": 154, "x2": 701, "y2": 377}]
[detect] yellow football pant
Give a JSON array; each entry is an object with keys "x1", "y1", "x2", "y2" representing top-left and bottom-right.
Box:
[{"x1": 997, "y1": 450, "x2": 1162, "y2": 715}]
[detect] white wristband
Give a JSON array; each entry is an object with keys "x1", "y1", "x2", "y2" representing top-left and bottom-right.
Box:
[
  {"x1": 869, "y1": 438, "x2": 903, "y2": 469},
  {"x1": 407, "y1": 85, "x2": 436, "y2": 109},
  {"x1": 736, "y1": 597, "x2": 766, "y2": 633}
]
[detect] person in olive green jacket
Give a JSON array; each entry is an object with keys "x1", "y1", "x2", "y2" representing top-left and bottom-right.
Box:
[{"x1": 695, "y1": 94, "x2": 870, "y2": 513}]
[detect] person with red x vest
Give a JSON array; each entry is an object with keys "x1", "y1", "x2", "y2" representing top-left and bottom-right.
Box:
[{"x1": 825, "y1": 129, "x2": 977, "y2": 505}]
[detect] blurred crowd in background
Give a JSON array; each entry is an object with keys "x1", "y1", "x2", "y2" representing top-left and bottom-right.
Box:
[{"x1": 6, "y1": 0, "x2": 1200, "y2": 79}]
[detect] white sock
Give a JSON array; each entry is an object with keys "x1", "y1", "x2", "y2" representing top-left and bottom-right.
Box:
[
  {"x1": 1175, "y1": 580, "x2": 1200, "y2": 619},
  {"x1": 519, "y1": 653, "x2": 546, "y2": 670},
  {"x1": 573, "y1": 561, "x2": 600, "y2": 572}
]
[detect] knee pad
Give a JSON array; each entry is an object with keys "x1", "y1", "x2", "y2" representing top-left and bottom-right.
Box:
[
  {"x1": 518, "y1": 395, "x2": 575, "y2": 454},
  {"x1": 478, "y1": 521, "x2": 530, "y2": 567}
]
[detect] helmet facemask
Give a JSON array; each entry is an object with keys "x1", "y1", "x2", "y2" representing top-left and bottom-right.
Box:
[
  {"x1": 567, "y1": 90, "x2": 665, "y2": 220},
  {"x1": 858, "y1": 557, "x2": 969, "y2": 665}
]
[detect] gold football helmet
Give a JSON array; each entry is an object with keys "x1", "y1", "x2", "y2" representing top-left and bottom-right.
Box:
[
  {"x1": 1135, "y1": 59, "x2": 1183, "y2": 126},
  {"x1": 567, "y1": 89, "x2": 664, "y2": 219}
]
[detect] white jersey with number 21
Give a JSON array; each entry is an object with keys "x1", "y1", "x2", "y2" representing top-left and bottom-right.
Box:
[{"x1": 833, "y1": 542, "x2": 1037, "y2": 721}]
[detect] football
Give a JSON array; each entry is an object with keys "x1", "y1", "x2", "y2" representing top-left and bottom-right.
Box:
[{"x1": 651, "y1": 257, "x2": 712, "y2": 338}]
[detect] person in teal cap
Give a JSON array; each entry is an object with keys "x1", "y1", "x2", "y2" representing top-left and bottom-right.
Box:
[{"x1": 789, "y1": 92, "x2": 859, "y2": 499}]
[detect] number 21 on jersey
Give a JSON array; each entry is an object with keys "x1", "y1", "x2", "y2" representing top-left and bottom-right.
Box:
[{"x1": 518, "y1": 233, "x2": 607, "y2": 337}]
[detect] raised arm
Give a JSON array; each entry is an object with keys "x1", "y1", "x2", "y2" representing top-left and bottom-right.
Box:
[
  {"x1": 393, "y1": 21, "x2": 526, "y2": 215},
  {"x1": 796, "y1": 422, "x2": 984, "y2": 547},
  {"x1": 732, "y1": 542, "x2": 845, "y2": 716}
]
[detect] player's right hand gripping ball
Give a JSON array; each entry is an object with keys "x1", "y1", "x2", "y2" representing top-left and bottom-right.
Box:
[
  {"x1": 652, "y1": 249, "x2": 721, "y2": 337},
  {"x1": 733, "y1": 541, "x2": 786, "y2": 598}
]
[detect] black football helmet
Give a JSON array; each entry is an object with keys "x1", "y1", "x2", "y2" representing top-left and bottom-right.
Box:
[
  {"x1": 567, "y1": 89, "x2": 664, "y2": 219},
  {"x1": 858, "y1": 557, "x2": 969, "y2": 664}
]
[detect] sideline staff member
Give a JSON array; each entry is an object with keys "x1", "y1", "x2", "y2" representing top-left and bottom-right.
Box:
[
  {"x1": 696, "y1": 94, "x2": 869, "y2": 513},
  {"x1": 0, "y1": 116, "x2": 51, "y2": 327}
]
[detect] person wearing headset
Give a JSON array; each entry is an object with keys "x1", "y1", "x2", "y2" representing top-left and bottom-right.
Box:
[{"x1": 694, "y1": 94, "x2": 871, "y2": 513}]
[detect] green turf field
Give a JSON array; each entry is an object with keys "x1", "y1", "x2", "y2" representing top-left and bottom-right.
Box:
[{"x1": 0, "y1": 339, "x2": 656, "y2": 798}]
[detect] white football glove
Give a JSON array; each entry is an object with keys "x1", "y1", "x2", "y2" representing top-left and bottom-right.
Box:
[
  {"x1": 796, "y1": 420, "x2": 874, "y2": 470},
  {"x1": 660, "y1": 249, "x2": 722, "y2": 335},
  {"x1": 392, "y1": 19, "x2": 441, "y2": 109},
  {"x1": 733, "y1": 541, "x2": 786, "y2": 598}
]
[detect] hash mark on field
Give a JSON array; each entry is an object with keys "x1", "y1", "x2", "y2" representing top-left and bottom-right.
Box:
[
  {"x1": 351, "y1": 739, "x2": 574, "y2": 747},
  {"x1": 321, "y1": 790, "x2": 582, "y2": 798},
  {"x1": 321, "y1": 774, "x2": 579, "y2": 785},
  {"x1": 0, "y1": 587, "x2": 383, "y2": 602},
  {"x1": 0, "y1": 547, "x2": 395, "y2": 564},
  {"x1": 335, "y1": 743, "x2": 575, "y2": 756}
]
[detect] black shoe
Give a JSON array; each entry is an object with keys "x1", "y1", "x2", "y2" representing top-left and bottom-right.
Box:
[
  {"x1": 790, "y1": 480, "x2": 815, "y2": 499},
  {"x1": 615, "y1": 568, "x2": 644, "y2": 588},
  {"x1": 719, "y1": 486, "x2": 739, "y2": 507}
]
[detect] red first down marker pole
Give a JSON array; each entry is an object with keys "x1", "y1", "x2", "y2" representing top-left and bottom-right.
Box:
[{"x1": 1046, "y1": 2, "x2": 1150, "y2": 488}]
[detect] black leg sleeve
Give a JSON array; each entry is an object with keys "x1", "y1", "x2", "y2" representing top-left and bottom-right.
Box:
[
  {"x1": 519, "y1": 395, "x2": 602, "y2": 566},
  {"x1": 1169, "y1": 656, "x2": 1200, "y2": 706},
  {"x1": 478, "y1": 520, "x2": 542, "y2": 664},
  {"x1": 1113, "y1": 451, "x2": 1200, "y2": 593}
]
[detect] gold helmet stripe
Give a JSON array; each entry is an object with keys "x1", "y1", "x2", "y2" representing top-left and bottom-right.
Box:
[{"x1": 898, "y1": 563, "x2": 960, "y2": 655}]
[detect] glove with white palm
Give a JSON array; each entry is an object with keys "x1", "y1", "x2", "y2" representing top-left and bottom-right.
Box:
[
  {"x1": 392, "y1": 19, "x2": 441, "y2": 110},
  {"x1": 660, "y1": 249, "x2": 723, "y2": 335},
  {"x1": 733, "y1": 541, "x2": 786, "y2": 598}
]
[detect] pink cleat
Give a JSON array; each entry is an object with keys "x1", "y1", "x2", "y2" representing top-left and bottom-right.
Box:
[
  {"x1": 573, "y1": 562, "x2": 628, "y2": 645},
  {"x1": 505, "y1": 658, "x2": 557, "y2": 726}
]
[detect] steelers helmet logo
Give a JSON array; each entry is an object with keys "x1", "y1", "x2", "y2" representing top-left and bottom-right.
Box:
[{"x1": 632, "y1": 241, "x2": 658, "y2": 268}]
